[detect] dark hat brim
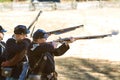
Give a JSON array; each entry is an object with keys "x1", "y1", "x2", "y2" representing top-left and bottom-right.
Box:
[
  {"x1": 0, "y1": 29, "x2": 7, "y2": 33},
  {"x1": 26, "y1": 30, "x2": 30, "y2": 34}
]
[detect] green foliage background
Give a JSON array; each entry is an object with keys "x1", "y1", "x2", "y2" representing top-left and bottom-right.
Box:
[{"x1": 0, "y1": 0, "x2": 12, "y2": 2}]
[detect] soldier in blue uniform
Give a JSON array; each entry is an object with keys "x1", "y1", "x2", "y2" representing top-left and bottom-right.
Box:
[
  {"x1": 1, "y1": 25, "x2": 31, "y2": 80},
  {"x1": 0, "y1": 25, "x2": 7, "y2": 80},
  {"x1": 27, "y1": 29, "x2": 70, "y2": 80}
]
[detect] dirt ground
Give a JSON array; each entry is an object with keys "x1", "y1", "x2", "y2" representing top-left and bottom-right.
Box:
[
  {"x1": 0, "y1": 7, "x2": 120, "y2": 79},
  {"x1": 56, "y1": 57, "x2": 120, "y2": 80}
]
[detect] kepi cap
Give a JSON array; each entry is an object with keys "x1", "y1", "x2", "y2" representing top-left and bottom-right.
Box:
[
  {"x1": 0, "y1": 25, "x2": 7, "y2": 33},
  {"x1": 14, "y1": 25, "x2": 30, "y2": 34},
  {"x1": 33, "y1": 29, "x2": 48, "y2": 39}
]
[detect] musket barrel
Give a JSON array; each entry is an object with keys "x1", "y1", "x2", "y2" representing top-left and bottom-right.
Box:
[
  {"x1": 74, "y1": 34, "x2": 111, "y2": 40},
  {"x1": 28, "y1": 10, "x2": 42, "y2": 30},
  {"x1": 47, "y1": 24, "x2": 84, "y2": 35},
  {"x1": 49, "y1": 32, "x2": 117, "y2": 43}
]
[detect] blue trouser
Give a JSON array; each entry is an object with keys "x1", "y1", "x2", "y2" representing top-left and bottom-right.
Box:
[
  {"x1": 6, "y1": 77, "x2": 18, "y2": 80},
  {"x1": 18, "y1": 62, "x2": 29, "y2": 80}
]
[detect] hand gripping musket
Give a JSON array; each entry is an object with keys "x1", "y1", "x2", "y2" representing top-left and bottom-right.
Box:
[
  {"x1": 54, "y1": 30, "x2": 119, "y2": 43},
  {"x1": 46, "y1": 25, "x2": 84, "y2": 36}
]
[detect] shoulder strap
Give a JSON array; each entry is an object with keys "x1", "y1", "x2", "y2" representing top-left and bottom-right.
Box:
[
  {"x1": 30, "y1": 52, "x2": 48, "y2": 74},
  {"x1": 0, "y1": 42, "x2": 5, "y2": 49},
  {"x1": 0, "y1": 42, "x2": 5, "y2": 55}
]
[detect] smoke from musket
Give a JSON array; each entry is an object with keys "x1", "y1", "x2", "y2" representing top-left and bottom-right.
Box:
[{"x1": 111, "y1": 30, "x2": 119, "y2": 35}]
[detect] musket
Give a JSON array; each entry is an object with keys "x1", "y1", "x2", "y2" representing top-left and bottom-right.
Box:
[
  {"x1": 28, "y1": 10, "x2": 42, "y2": 30},
  {"x1": 47, "y1": 25, "x2": 84, "y2": 36},
  {"x1": 30, "y1": 25, "x2": 84, "y2": 37},
  {"x1": 30, "y1": 25, "x2": 36, "y2": 37},
  {"x1": 54, "y1": 30, "x2": 119, "y2": 43}
]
